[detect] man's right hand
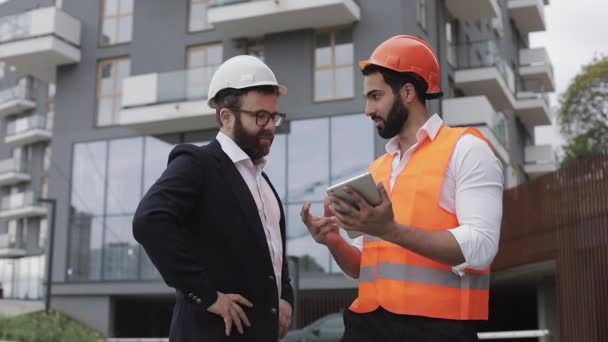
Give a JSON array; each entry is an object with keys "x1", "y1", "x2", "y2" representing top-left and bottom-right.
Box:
[
  {"x1": 207, "y1": 292, "x2": 253, "y2": 336},
  {"x1": 301, "y1": 197, "x2": 342, "y2": 247}
]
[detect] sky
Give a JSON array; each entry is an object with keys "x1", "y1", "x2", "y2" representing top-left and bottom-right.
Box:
[{"x1": 531, "y1": 0, "x2": 608, "y2": 149}]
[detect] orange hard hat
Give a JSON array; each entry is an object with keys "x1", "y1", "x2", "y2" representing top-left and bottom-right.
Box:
[{"x1": 359, "y1": 35, "x2": 442, "y2": 98}]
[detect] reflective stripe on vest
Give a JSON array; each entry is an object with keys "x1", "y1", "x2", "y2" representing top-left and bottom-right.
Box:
[{"x1": 358, "y1": 263, "x2": 490, "y2": 290}]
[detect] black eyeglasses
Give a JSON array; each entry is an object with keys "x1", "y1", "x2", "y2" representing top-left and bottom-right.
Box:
[{"x1": 227, "y1": 107, "x2": 287, "y2": 127}]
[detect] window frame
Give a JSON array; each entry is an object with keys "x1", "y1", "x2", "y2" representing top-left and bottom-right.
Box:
[
  {"x1": 95, "y1": 56, "x2": 130, "y2": 127},
  {"x1": 313, "y1": 27, "x2": 355, "y2": 103},
  {"x1": 99, "y1": 0, "x2": 134, "y2": 47}
]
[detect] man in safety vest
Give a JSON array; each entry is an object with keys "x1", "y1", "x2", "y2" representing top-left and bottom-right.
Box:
[{"x1": 301, "y1": 35, "x2": 504, "y2": 341}]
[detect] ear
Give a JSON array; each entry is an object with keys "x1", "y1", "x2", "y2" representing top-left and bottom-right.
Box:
[
  {"x1": 400, "y1": 83, "x2": 417, "y2": 104},
  {"x1": 219, "y1": 108, "x2": 234, "y2": 126}
]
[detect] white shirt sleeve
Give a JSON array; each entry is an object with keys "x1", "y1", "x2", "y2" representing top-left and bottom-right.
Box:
[{"x1": 447, "y1": 135, "x2": 504, "y2": 271}]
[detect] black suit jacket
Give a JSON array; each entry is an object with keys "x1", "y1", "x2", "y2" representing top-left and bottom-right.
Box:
[{"x1": 133, "y1": 139, "x2": 293, "y2": 342}]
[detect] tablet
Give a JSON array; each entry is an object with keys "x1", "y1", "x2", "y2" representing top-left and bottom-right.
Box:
[{"x1": 327, "y1": 172, "x2": 381, "y2": 239}]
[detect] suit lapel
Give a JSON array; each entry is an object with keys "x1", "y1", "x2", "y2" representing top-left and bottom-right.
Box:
[{"x1": 206, "y1": 140, "x2": 272, "y2": 257}]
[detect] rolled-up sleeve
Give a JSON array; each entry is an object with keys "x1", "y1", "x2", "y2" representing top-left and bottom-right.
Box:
[{"x1": 448, "y1": 135, "x2": 504, "y2": 271}]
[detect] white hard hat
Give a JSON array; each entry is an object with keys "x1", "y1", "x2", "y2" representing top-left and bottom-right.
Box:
[{"x1": 207, "y1": 55, "x2": 287, "y2": 108}]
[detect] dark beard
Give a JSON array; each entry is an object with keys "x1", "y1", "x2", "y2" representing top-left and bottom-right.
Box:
[
  {"x1": 233, "y1": 114, "x2": 274, "y2": 160},
  {"x1": 373, "y1": 97, "x2": 409, "y2": 139}
]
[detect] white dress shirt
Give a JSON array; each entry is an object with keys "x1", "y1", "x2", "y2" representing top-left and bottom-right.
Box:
[
  {"x1": 216, "y1": 132, "x2": 283, "y2": 298},
  {"x1": 352, "y1": 114, "x2": 504, "y2": 272}
]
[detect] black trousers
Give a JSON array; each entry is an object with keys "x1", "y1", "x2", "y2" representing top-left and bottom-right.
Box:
[{"x1": 341, "y1": 308, "x2": 479, "y2": 342}]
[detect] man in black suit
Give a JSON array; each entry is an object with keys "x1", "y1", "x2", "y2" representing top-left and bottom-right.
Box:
[{"x1": 133, "y1": 55, "x2": 293, "y2": 341}]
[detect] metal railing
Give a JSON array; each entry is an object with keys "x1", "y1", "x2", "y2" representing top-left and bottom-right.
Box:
[
  {"x1": 6, "y1": 114, "x2": 48, "y2": 137},
  {"x1": 478, "y1": 329, "x2": 551, "y2": 340},
  {"x1": 106, "y1": 329, "x2": 551, "y2": 342}
]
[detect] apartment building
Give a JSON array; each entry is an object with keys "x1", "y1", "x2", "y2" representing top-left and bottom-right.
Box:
[{"x1": 0, "y1": 0, "x2": 556, "y2": 338}]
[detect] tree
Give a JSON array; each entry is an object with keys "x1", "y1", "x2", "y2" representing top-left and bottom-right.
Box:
[{"x1": 558, "y1": 56, "x2": 608, "y2": 166}]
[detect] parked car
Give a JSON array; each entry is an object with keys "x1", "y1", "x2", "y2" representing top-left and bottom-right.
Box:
[{"x1": 281, "y1": 312, "x2": 344, "y2": 342}]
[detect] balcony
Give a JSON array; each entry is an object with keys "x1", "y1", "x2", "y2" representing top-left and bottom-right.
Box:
[
  {"x1": 0, "y1": 7, "x2": 81, "y2": 82},
  {"x1": 0, "y1": 192, "x2": 47, "y2": 220},
  {"x1": 514, "y1": 91, "x2": 551, "y2": 126},
  {"x1": 0, "y1": 77, "x2": 35, "y2": 118},
  {"x1": 0, "y1": 234, "x2": 26, "y2": 258},
  {"x1": 524, "y1": 145, "x2": 557, "y2": 177},
  {"x1": 0, "y1": 158, "x2": 31, "y2": 187},
  {"x1": 508, "y1": 0, "x2": 546, "y2": 33},
  {"x1": 208, "y1": 0, "x2": 360, "y2": 38},
  {"x1": 119, "y1": 66, "x2": 218, "y2": 134},
  {"x1": 446, "y1": 0, "x2": 500, "y2": 19},
  {"x1": 519, "y1": 47, "x2": 555, "y2": 92},
  {"x1": 5, "y1": 114, "x2": 51, "y2": 146},
  {"x1": 442, "y1": 96, "x2": 510, "y2": 163},
  {"x1": 453, "y1": 41, "x2": 517, "y2": 111}
]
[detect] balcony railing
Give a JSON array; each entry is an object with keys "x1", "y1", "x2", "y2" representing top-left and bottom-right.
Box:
[
  {"x1": 6, "y1": 114, "x2": 47, "y2": 137},
  {"x1": 0, "y1": 7, "x2": 80, "y2": 46},
  {"x1": 209, "y1": 0, "x2": 261, "y2": 7},
  {"x1": 0, "y1": 77, "x2": 33, "y2": 103},
  {"x1": 0, "y1": 233, "x2": 25, "y2": 251},
  {"x1": 455, "y1": 40, "x2": 516, "y2": 93},
  {"x1": 1, "y1": 191, "x2": 37, "y2": 210},
  {"x1": 0, "y1": 157, "x2": 26, "y2": 174},
  {"x1": 122, "y1": 65, "x2": 219, "y2": 108}
]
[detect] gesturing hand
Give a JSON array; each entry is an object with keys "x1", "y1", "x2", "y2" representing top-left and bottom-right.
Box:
[
  {"x1": 301, "y1": 197, "x2": 341, "y2": 247},
  {"x1": 207, "y1": 292, "x2": 254, "y2": 336}
]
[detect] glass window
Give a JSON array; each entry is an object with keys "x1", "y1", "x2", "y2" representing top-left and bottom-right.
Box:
[
  {"x1": 286, "y1": 203, "x2": 331, "y2": 273},
  {"x1": 264, "y1": 134, "x2": 287, "y2": 201},
  {"x1": 71, "y1": 142, "x2": 107, "y2": 216},
  {"x1": 105, "y1": 137, "x2": 143, "y2": 215},
  {"x1": 330, "y1": 115, "x2": 374, "y2": 184},
  {"x1": 68, "y1": 214, "x2": 104, "y2": 281},
  {"x1": 140, "y1": 249, "x2": 161, "y2": 280},
  {"x1": 247, "y1": 38, "x2": 265, "y2": 62},
  {"x1": 38, "y1": 218, "x2": 47, "y2": 249},
  {"x1": 186, "y1": 44, "x2": 223, "y2": 100},
  {"x1": 287, "y1": 118, "x2": 329, "y2": 202},
  {"x1": 96, "y1": 58, "x2": 130, "y2": 126},
  {"x1": 188, "y1": 0, "x2": 211, "y2": 32},
  {"x1": 314, "y1": 28, "x2": 354, "y2": 101},
  {"x1": 100, "y1": 0, "x2": 133, "y2": 45},
  {"x1": 103, "y1": 215, "x2": 139, "y2": 280},
  {"x1": 416, "y1": 0, "x2": 427, "y2": 31},
  {"x1": 144, "y1": 136, "x2": 176, "y2": 193}
]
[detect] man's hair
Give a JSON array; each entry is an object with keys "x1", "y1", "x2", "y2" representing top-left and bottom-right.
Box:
[
  {"x1": 361, "y1": 64, "x2": 430, "y2": 104},
  {"x1": 213, "y1": 85, "x2": 280, "y2": 127}
]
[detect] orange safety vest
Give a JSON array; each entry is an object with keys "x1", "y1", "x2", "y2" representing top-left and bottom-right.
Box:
[{"x1": 349, "y1": 125, "x2": 491, "y2": 320}]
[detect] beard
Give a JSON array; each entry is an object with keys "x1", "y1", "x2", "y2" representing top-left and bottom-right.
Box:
[
  {"x1": 372, "y1": 97, "x2": 409, "y2": 139},
  {"x1": 233, "y1": 114, "x2": 274, "y2": 160}
]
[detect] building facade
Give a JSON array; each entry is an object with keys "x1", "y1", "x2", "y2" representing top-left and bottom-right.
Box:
[{"x1": 0, "y1": 0, "x2": 556, "y2": 338}]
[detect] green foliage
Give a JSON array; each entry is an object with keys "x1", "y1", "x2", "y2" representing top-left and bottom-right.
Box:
[
  {"x1": 0, "y1": 310, "x2": 103, "y2": 342},
  {"x1": 558, "y1": 56, "x2": 608, "y2": 166}
]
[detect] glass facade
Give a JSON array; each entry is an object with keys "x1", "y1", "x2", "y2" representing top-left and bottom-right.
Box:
[
  {"x1": 67, "y1": 113, "x2": 374, "y2": 281},
  {"x1": 0, "y1": 255, "x2": 45, "y2": 299}
]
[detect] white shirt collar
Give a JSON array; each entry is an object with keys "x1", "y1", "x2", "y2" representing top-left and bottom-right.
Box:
[
  {"x1": 385, "y1": 114, "x2": 444, "y2": 155},
  {"x1": 216, "y1": 131, "x2": 267, "y2": 169}
]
